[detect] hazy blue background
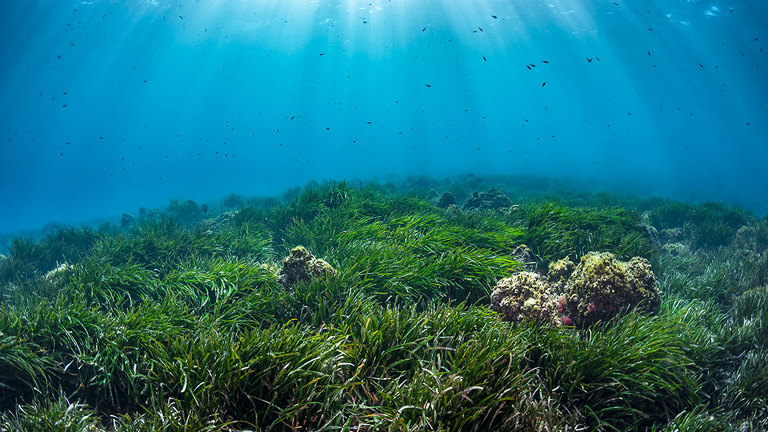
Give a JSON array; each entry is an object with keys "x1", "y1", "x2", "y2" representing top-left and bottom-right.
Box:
[{"x1": 1, "y1": 0, "x2": 766, "y2": 235}]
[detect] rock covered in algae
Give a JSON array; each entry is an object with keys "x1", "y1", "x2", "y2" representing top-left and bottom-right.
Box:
[
  {"x1": 436, "y1": 191, "x2": 456, "y2": 208},
  {"x1": 490, "y1": 252, "x2": 660, "y2": 328},
  {"x1": 462, "y1": 189, "x2": 512, "y2": 211},
  {"x1": 512, "y1": 244, "x2": 536, "y2": 271},
  {"x1": 547, "y1": 257, "x2": 575, "y2": 286},
  {"x1": 563, "y1": 252, "x2": 660, "y2": 328},
  {"x1": 490, "y1": 272, "x2": 558, "y2": 324},
  {"x1": 278, "y1": 246, "x2": 337, "y2": 290}
]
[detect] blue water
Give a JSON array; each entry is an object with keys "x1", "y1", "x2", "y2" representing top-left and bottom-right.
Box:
[{"x1": 1, "y1": 0, "x2": 766, "y2": 234}]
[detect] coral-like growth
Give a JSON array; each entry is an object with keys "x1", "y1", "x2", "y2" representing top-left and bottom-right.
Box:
[
  {"x1": 490, "y1": 271, "x2": 558, "y2": 324},
  {"x1": 563, "y1": 252, "x2": 660, "y2": 328},
  {"x1": 278, "y1": 246, "x2": 337, "y2": 290}
]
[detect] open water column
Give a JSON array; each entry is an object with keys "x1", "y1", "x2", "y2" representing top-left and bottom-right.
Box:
[{"x1": 0, "y1": 0, "x2": 766, "y2": 233}]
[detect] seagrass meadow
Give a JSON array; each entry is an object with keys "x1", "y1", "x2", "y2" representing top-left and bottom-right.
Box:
[{"x1": 1, "y1": 177, "x2": 767, "y2": 432}]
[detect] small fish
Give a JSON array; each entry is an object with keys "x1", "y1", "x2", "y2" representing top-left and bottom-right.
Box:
[
  {"x1": 529, "y1": 63, "x2": 536, "y2": 68},
  {"x1": 478, "y1": 27, "x2": 483, "y2": 31},
  {"x1": 425, "y1": 84, "x2": 431, "y2": 87},
  {"x1": 483, "y1": 55, "x2": 487, "y2": 61},
  {"x1": 541, "y1": 60, "x2": 549, "y2": 63},
  {"x1": 542, "y1": 81, "x2": 547, "y2": 87},
  {"x1": 648, "y1": 51, "x2": 651, "y2": 56},
  {"x1": 525, "y1": 65, "x2": 531, "y2": 70},
  {"x1": 699, "y1": 63, "x2": 704, "y2": 68},
  {"x1": 491, "y1": 15, "x2": 497, "y2": 19},
  {"x1": 179, "y1": 15, "x2": 184, "y2": 19},
  {"x1": 422, "y1": 27, "x2": 426, "y2": 32},
  {"x1": 586, "y1": 57, "x2": 593, "y2": 63},
  {"x1": 596, "y1": 57, "x2": 600, "y2": 61}
]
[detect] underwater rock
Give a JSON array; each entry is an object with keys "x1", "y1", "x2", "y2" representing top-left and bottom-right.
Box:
[
  {"x1": 563, "y1": 252, "x2": 660, "y2": 328},
  {"x1": 662, "y1": 242, "x2": 689, "y2": 256},
  {"x1": 638, "y1": 222, "x2": 659, "y2": 244},
  {"x1": 121, "y1": 213, "x2": 135, "y2": 228},
  {"x1": 462, "y1": 189, "x2": 512, "y2": 210},
  {"x1": 491, "y1": 252, "x2": 660, "y2": 328},
  {"x1": 732, "y1": 222, "x2": 768, "y2": 252},
  {"x1": 512, "y1": 244, "x2": 536, "y2": 271},
  {"x1": 490, "y1": 272, "x2": 558, "y2": 324},
  {"x1": 548, "y1": 257, "x2": 575, "y2": 286},
  {"x1": 197, "y1": 210, "x2": 237, "y2": 232},
  {"x1": 437, "y1": 191, "x2": 456, "y2": 208},
  {"x1": 139, "y1": 208, "x2": 163, "y2": 222},
  {"x1": 278, "y1": 246, "x2": 337, "y2": 290},
  {"x1": 660, "y1": 227, "x2": 683, "y2": 243}
]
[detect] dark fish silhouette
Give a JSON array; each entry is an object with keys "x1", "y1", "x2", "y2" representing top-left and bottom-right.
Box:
[
  {"x1": 586, "y1": 57, "x2": 593, "y2": 63},
  {"x1": 483, "y1": 56, "x2": 487, "y2": 61},
  {"x1": 525, "y1": 65, "x2": 531, "y2": 70},
  {"x1": 492, "y1": 15, "x2": 497, "y2": 19},
  {"x1": 542, "y1": 81, "x2": 547, "y2": 87},
  {"x1": 542, "y1": 60, "x2": 549, "y2": 63}
]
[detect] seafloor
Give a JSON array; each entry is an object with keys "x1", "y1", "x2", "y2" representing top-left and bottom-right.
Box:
[{"x1": 1, "y1": 175, "x2": 767, "y2": 431}]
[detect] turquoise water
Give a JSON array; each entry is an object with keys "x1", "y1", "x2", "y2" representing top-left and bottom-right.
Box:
[{"x1": 1, "y1": 0, "x2": 766, "y2": 233}]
